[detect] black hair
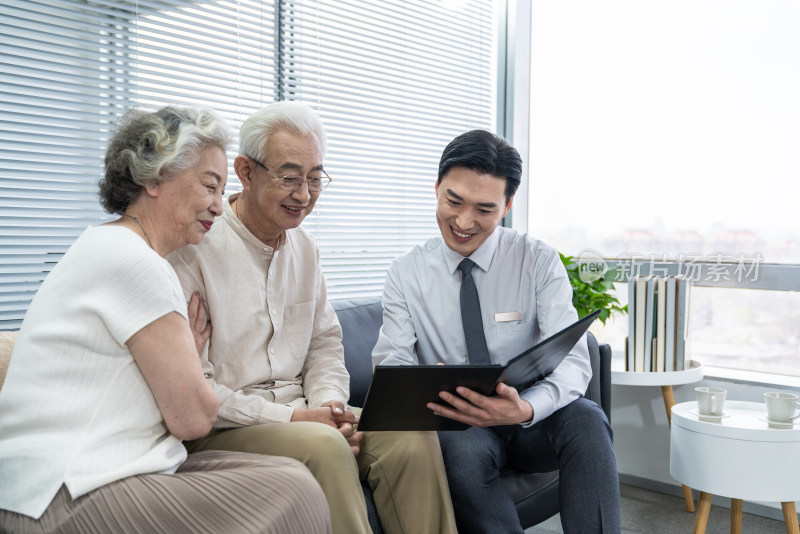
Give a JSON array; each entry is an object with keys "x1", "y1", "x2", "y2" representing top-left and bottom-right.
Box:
[{"x1": 437, "y1": 129, "x2": 522, "y2": 203}]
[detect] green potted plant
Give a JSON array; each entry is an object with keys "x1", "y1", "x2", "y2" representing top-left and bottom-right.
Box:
[{"x1": 559, "y1": 252, "x2": 627, "y2": 325}]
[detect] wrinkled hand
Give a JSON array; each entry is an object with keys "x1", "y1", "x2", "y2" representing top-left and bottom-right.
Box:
[
  {"x1": 427, "y1": 383, "x2": 533, "y2": 427},
  {"x1": 289, "y1": 406, "x2": 342, "y2": 427},
  {"x1": 290, "y1": 402, "x2": 362, "y2": 455},
  {"x1": 188, "y1": 291, "x2": 211, "y2": 356},
  {"x1": 338, "y1": 424, "x2": 364, "y2": 456},
  {"x1": 321, "y1": 400, "x2": 363, "y2": 457},
  {"x1": 320, "y1": 400, "x2": 359, "y2": 425}
]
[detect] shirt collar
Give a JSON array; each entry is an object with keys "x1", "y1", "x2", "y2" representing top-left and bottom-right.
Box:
[
  {"x1": 442, "y1": 226, "x2": 501, "y2": 275},
  {"x1": 222, "y1": 194, "x2": 285, "y2": 251}
]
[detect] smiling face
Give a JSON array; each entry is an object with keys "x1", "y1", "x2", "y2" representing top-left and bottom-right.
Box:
[
  {"x1": 235, "y1": 130, "x2": 324, "y2": 245},
  {"x1": 157, "y1": 144, "x2": 227, "y2": 249},
  {"x1": 435, "y1": 166, "x2": 513, "y2": 257}
]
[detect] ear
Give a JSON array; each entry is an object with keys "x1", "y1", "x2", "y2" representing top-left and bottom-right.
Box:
[
  {"x1": 434, "y1": 180, "x2": 440, "y2": 198},
  {"x1": 502, "y1": 197, "x2": 514, "y2": 218},
  {"x1": 234, "y1": 155, "x2": 254, "y2": 191},
  {"x1": 143, "y1": 179, "x2": 161, "y2": 198}
]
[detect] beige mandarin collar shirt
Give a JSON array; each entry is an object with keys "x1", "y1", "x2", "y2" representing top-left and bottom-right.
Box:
[{"x1": 167, "y1": 195, "x2": 349, "y2": 427}]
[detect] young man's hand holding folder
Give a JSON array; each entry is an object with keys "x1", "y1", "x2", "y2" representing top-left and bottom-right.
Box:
[
  {"x1": 428, "y1": 381, "x2": 534, "y2": 428},
  {"x1": 358, "y1": 309, "x2": 601, "y2": 431}
]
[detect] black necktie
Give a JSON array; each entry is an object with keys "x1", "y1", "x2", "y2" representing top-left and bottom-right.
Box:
[{"x1": 458, "y1": 258, "x2": 491, "y2": 365}]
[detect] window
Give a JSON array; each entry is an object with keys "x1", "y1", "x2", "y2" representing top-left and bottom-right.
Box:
[
  {"x1": 0, "y1": 0, "x2": 500, "y2": 329},
  {"x1": 528, "y1": 0, "x2": 800, "y2": 377},
  {"x1": 281, "y1": 1, "x2": 498, "y2": 297}
]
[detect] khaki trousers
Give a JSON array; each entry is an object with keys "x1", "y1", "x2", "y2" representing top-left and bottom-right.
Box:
[{"x1": 187, "y1": 421, "x2": 457, "y2": 534}]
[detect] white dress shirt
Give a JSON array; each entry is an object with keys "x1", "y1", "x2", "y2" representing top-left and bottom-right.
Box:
[
  {"x1": 167, "y1": 195, "x2": 349, "y2": 428},
  {"x1": 372, "y1": 226, "x2": 591, "y2": 425}
]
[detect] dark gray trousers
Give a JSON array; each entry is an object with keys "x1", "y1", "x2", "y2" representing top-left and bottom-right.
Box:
[{"x1": 438, "y1": 397, "x2": 621, "y2": 534}]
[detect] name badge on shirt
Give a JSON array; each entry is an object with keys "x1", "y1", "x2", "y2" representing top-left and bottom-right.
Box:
[{"x1": 494, "y1": 311, "x2": 524, "y2": 323}]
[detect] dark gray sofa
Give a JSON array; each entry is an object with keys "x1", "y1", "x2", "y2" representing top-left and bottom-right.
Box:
[{"x1": 331, "y1": 296, "x2": 613, "y2": 532}]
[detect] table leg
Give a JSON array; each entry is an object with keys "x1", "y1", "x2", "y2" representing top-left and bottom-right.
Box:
[
  {"x1": 731, "y1": 498, "x2": 743, "y2": 534},
  {"x1": 661, "y1": 384, "x2": 696, "y2": 513},
  {"x1": 693, "y1": 492, "x2": 712, "y2": 534},
  {"x1": 782, "y1": 502, "x2": 799, "y2": 534}
]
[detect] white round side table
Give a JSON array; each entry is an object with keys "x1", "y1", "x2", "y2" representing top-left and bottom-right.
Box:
[
  {"x1": 670, "y1": 400, "x2": 800, "y2": 534},
  {"x1": 612, "y1": 359, "x2": 704, "y2": 512}
]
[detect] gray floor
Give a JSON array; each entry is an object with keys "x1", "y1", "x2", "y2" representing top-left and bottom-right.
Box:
[{"x1": 525, "y1": 483, "x2": 792, "y2": 534}]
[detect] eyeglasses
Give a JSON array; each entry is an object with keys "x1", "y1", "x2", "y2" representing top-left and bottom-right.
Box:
[{"x1": 248, "y1": 156, "x2": 332, "y2": 192}]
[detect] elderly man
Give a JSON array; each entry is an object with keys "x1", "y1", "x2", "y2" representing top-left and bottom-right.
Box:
[
  {"x1": 168, "y1": 101, "x2": 456, "y2": 534},
  {"x1": 371, "y1": 130, "x2": 621, "y2": 534}
]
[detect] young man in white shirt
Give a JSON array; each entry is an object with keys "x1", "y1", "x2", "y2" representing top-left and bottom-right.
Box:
[{"x1": 372, "y1": 129, "x2": 621, "y2": 534}]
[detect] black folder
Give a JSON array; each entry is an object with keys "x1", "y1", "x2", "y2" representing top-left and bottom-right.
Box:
[{"x1": 357, "y1": 309, "x2": 600, "y2": 431}]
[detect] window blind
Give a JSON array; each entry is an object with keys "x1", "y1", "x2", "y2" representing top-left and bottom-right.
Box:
[
  {"x1": 0, "y1": 0, "x2": 498, "y2": 329},
  {"x1": 285, "y1": 0, "x2": 498, "y2": 298},
  {"x1": 2, "y1": 0, "x2": 132, "y2": 330},
  {"x1": 0, "y1": 0, "x2": 276, "y2": 329}
]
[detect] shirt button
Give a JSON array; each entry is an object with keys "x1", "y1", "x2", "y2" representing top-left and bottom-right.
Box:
[
  {"x1": 269, "y1": 270, "x2": 275, "y2": 277},
  {"x1": 269, "y1": 347, "x2": 275, "y2": 354},
  {"x1": 271, "y1": 309, "x2": 277, "y2": 316}
]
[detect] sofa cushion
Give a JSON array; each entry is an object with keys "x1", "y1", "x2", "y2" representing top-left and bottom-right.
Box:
[
  {"x1": 331, "y1": 297, "x2": 383, "y2": 407},
  {"x1": 0, "y1": 331, "x2": 18, "y2": 391}
]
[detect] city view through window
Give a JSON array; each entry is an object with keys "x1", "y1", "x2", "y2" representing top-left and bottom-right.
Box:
[
  {"x1": 529, "y1": 0, "x2": 800, "y2": 377},
  {"x1": 536, "y1": 228, "x2": 800, "y2": 379}
]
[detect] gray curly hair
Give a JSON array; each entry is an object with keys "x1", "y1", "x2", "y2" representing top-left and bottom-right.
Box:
[{"x1": 99, "y1": 106, "x2": 232, "y2": 214}]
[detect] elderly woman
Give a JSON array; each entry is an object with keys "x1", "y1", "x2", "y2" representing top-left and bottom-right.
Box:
[{"x1": 0, "y1": 107, "x2": 331, "y2": 533}]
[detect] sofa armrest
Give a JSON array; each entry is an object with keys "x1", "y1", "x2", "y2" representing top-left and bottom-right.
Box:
[
  {"x1": 599, "y1": 342, "x2": 612, "y2": 423},
  {"x1": 584, "y1": 332, "x2": 612, "y2": 422}
]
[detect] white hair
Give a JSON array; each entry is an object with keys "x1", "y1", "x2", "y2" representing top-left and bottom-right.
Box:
[{"x1": 239, "y1": 101, "x2": 327, "y2": 161}]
